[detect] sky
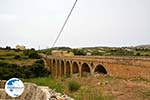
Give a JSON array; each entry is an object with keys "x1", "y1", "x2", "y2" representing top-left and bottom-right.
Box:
[{"x1": 0, "y1": 0, "x2": 150, "y2": 49}]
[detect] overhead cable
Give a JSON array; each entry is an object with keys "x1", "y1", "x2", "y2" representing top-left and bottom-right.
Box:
[{"x1": 51, "y1": 0, "x2": 78, "y2": 48}]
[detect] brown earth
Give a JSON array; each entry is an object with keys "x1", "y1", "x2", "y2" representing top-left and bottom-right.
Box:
[{"x1": 66, "y1": 75, "x2": 150, "y2": 100}]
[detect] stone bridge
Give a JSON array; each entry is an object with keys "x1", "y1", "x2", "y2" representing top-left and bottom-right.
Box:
[{"x1": 42, "y1": 54, "x2": 150, "y2": 79}]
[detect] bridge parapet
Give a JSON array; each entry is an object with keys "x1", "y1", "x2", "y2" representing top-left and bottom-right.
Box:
[{"x1": 43, "y1": 55, "x2": 150, "y2": 67}]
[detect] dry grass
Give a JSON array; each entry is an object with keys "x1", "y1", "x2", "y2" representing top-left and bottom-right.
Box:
[
  {"x1": 0, "y1": 50, "x2": 22, "y2": 56},
  {"x1": 22, "y1": 75, "x2": 150, "y2": 100},
  {"x1": 0, "y1": 59, "x2": 37, "y2": 66}
]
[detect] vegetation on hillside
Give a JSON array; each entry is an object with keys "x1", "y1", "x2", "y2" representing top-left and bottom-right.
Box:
[
  {"x1": 0, "y1": 48, "x2": 50, "y2": 80},
  {"x1": 0, "y1": 59, "x2": 50, "y2": 80},
  {"x1": 0, "y1": 48, "x2": 41, "y2": 66},
  {"x1": 39, "y1": 46, "x2": 150, "y2": 56}
]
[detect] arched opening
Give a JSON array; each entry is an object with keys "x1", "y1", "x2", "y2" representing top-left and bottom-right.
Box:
[
  {"x1": 49, "y1": 59, "x2": 51, "y2": 71},
  {"x1": 61, "y1": 60, "x2": 65, "y2": 76},
  {"x1": 66, "y1": 61, "x2": 71, "y2": 75},
  {"x1": 57, "y1": 60, "x2": 60, "y2": 76},
  {"x1": 53, "y1": 59, "x2": 56, "y2": 76},
  {"x1": 81, "y1": 63, "x2": 91, "y2": 77},
  {"x1": 72, "y1": 62, "x2": 79, "y2": 74},
  {"x1": 46, "y1": 59, "x2": 49, "y2": 66},
  {"x1": 49, "y1": 59, "x2": 51, "y2": 67},
  {"x1": 94, "y1": 65, "x2": 107, "y2": 74}
]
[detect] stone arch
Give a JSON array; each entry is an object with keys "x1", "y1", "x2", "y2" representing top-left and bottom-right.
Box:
[
  {"x1": 94, "y1": 64, "x2": 107, "y2": 74},
  {"x1": 72, "y1": 62, "x2": 79, "y2": 74},
  {"x1": 66, "y1": 61, "x2": 71, "y2": 75},
  {"x1": 61, "y1": 60, "x2": 65, "y2": 76},
  {"x1": 81, "y1": 63, "x2": 91, "y2": 76}
]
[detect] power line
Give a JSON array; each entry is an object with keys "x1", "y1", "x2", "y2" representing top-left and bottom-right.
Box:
[{"x1": 51, "y1": 0, "x2": 78, "y2": 48}]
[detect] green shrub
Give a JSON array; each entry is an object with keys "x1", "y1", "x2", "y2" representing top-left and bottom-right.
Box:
[
  {"x1": 14, "y1": 55, "x2": 21, "y2": 59},
  {"x1": 28, "y1": 52, "x2": 40, "y2": 59},
  {"x1": 35, "y1": 59, "x2": 44, "y2": 65},
  {"x1": 15, "y1": 49, "x2": 21, "y2": 52},
  {"x1": 72, "y1": 49, "x2": 86, "y2": 55},
  {"x1": 135, "y1": 52, "x2": 140, "y2": 56},
  {"x1": 23, "y1": 49, "x2": 40, "y2": 59},
  {"x1": 68, "y1": 80, "x2": 80, "y2": 92},
  {"x1": 54, "y1": 83, "x2": 64, "y2": 93}
]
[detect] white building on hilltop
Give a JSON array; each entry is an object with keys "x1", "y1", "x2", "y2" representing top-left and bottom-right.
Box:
[{"x1": 16, "y1": 45, "x2": 26, "y2": 50}]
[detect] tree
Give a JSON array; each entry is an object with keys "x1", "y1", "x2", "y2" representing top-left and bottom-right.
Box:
[
  {"x1": 5, "y1": 46, "x2": 11, "y2": 50},
  {"x1": 23, "y1": 49, "x2": 41, "y2": 59},
  {"x1": 72, "y1": 49, "x2": 86, "y2": 55}
]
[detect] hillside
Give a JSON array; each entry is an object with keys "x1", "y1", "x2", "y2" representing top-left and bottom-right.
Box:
[{"x1": 136, "y1": 44, "x2": 150, "y2": 48}]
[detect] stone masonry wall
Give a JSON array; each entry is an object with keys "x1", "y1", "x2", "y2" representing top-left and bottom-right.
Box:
[{"x1": 0, "y1": 80, "x2": 74, "y2": 100}]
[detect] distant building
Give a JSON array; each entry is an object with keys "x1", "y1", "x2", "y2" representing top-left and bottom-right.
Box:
[
  {"x1": 86, "y1": 52, "x2": 92, "y2": 56},
  {"x1": 52, "y1": 50, "x2": 74, "y2": 56},
  {"x1": 125, "y1": 48, "x2": 133, "y2": 51},
  {"x1": 62, "y1": 51, "x2": 74, "y2": 56},
  {"x1": 16, "y1": 45, "x2": 26, "y2": 50},
  {"x1": 51, "y1": 50, "x2": 62, "y2": 56}
]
